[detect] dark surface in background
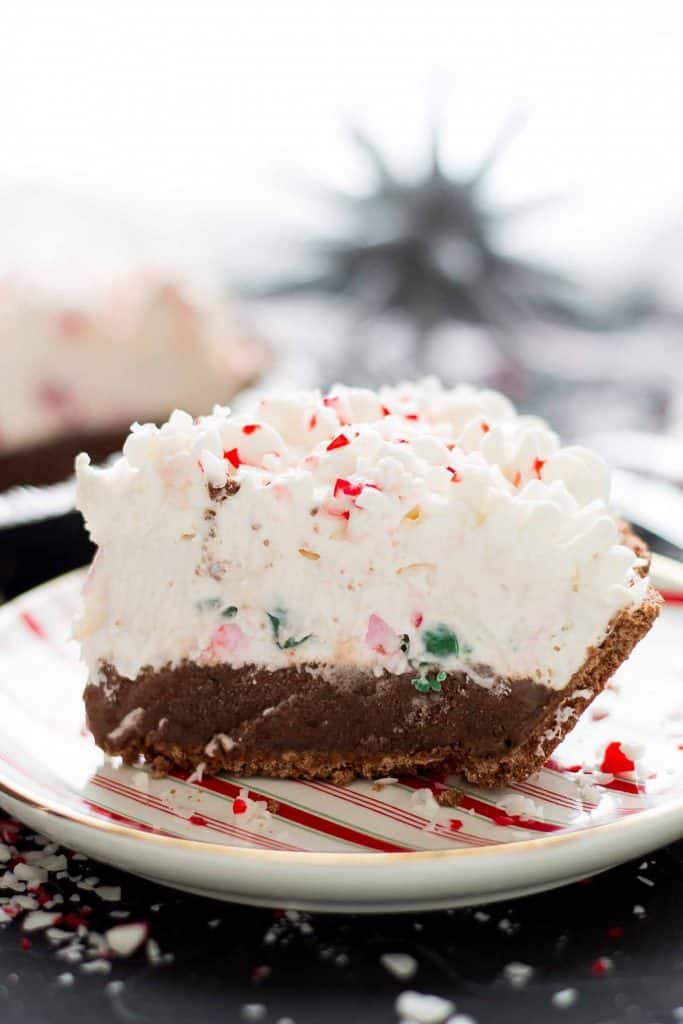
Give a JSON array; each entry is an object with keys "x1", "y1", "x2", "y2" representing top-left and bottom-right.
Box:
[
  {"x1": 0, "y1": 826, "x2": 682, "y2": 1024},
  {"x1": 0, "y1": 513, "x2": 94, "y2": 601},
  {"x1": 1, "y1": 519, "x2": 682, "y2": 1024}
]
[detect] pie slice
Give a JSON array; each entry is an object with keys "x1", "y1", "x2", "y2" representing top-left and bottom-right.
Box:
[
  {"x1": 76, "y1": 380, "x2": 660, "y2": 786},
  {"x1": 0, "y1": 274, "x2": 268, "y2": 490}
]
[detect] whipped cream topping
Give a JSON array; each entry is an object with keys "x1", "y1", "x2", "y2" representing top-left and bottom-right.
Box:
[
  {"x1": 0, "y1": 275, "x2": 267, "y2": 454},
  {"x1": 76, "y1": 379, "x2": 649, "y2": 690}
]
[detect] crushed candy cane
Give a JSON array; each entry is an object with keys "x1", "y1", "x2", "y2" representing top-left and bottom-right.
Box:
[
  {"x1": 497, "y1": 795, "x2": 542, "y2": 821},
  {"x1": 600, "y1": 742, "x2": 635, "y2": 775},
  {"x1": 106, "y1": 922, "x2": 149, "y2": 957},
  {"x1": 408, "y1": 788, "x2": 440, "y2": 825},
  {"x1": 552, "y1": 988, "x2": 578, "y2": 1009},
  {"x1": 0, "y1": 814, "x2": 173, "y2": 982},
  {"x1": 503, "y1": 961, "x2": 534, "y2": 989},
  {"x1": 380, "y1": 952, "x2": 419, "y2": 980},
  {"x1": 395, "y1": 990, "x2": 455, "y2": 1024}
]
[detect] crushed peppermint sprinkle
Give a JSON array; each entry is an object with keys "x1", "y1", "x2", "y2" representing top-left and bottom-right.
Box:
[
  {"x1": 241, "y1": 1004, "x2": 268, "y2": 1021},
  {"x1": 408, "y1": 788, "x2": 440, "y2": 825},
  {"x1": 395, "y1": 990, "x2": 455, "y2": 1024},
  {"x1": 250, "y1": 964, "x2": 271, "y2": 984},
  {"x1": 0, "y1": 814, "x2": 174, "y2": 979},
  {"x1": 22, "y1": 910, "x2": 61, "y2": 932},
  {"x1": 333, "y1": 477, "x2": 363, "y2": 498},
  {"x1": 187, "y1": 762, "x2": 206, "y2": 784},
  {"x1": 552, "y1": 988, "x2": 578, "y2": 1009},
  {"x1": 590, "y1": 956, "x2": 613, "y2": 975},
  {"x1": 81, "y1": 958, "x2": 112, "y2": 975},
  {"x1": 224, "y1": 447, "x2": 242, "y2": 468},
  {"x1": 503, "y1": 961, "x2": 534, "y2": 989},
  {"x1": 242, "y1": 424, "x2": 261, "y2": 434},
  {"x1": 232, "y1": 798, "x2": 248, "y2": 815},
  {"x1": 497, "y1": 795, "x2": 542, "y2": 821},
  {"x1": 326, "y1": 433, "x2": 350, "y2": 451},
  {"x1": 380, "y1": 952, "x2": 419, "y2": 980},
  {"x1": 322, "y1": 394, "x2": 347, "y2": 421},
  {"x1": 95, "y1": 885, "x2": 122, "y2": 903},
  {"x1": 600, "y1": 741, "x2": 635, "y2": 775},
  {"x1": 621, "y1": 741, "x2": 646, "y2": 762},
  {"x1": 325, "y1": 505, "x2": 350, "y2": 520},
  {"x1": 106, "y1": 922, "x2": 149, "y2": 957}
]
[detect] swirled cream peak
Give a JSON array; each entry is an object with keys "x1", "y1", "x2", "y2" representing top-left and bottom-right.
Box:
[{"x1": 76, "y1": 379, "x2": 648, "y2": 688}]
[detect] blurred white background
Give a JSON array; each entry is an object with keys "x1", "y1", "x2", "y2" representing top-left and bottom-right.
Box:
[{"x1": 0, "y1": 0, "x2": 681, "y2": 286}]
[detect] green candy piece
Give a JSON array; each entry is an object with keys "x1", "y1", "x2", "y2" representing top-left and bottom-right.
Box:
[
  {"x1": 267, "y1": 610, "x2": 312, "y2": 650},
  {"x1": 423, "y1": 624, "x2": 459, "y2": 657},
  {"x1": 222, "y1": 606, "x2": 238, "y2": 618},
  {"x1": 281, "y1": 633, "x2": 313, "y2": 649},
  {"x1": 411, "y1": 666, "x2": 448, "y2": 694}
]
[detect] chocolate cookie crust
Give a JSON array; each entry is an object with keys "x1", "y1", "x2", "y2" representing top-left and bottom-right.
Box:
[{"x1": 85, "y1": 585, "x2": 661, "y2": 787}]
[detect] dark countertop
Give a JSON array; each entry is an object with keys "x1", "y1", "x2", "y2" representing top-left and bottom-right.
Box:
[{"x1": 1, "y1": 816, "x2": 682, "y2": 1024}]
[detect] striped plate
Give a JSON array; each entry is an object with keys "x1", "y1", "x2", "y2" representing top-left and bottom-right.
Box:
[{"x1": 0, "y1": 570, "x2": 682, "y2": 912}]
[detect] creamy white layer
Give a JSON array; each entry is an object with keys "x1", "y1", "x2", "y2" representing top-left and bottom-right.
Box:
[
  {"x1": 76, "y1": 379, "x2": 650, "y2": 690},
  {"x1": 0, "y1": 276, "x2": 266, "y2": 454}
]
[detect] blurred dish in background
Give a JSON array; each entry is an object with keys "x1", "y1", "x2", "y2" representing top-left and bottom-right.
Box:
[
  {"x1": 255, "y1": 119, "x2": 682, "y2": 441},
  {"x1": 0, "y1": 273, "x2": 270, "y2": 490}
]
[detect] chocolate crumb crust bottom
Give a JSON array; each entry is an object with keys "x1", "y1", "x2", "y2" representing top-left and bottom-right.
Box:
[{"x1": 85, "y1": 587, "x2": 661, "y2": 787}]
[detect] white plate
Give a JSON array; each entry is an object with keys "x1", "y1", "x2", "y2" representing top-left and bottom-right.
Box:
[{"x1": 0, "y1": 571, "x2": 682, "y2": 913}]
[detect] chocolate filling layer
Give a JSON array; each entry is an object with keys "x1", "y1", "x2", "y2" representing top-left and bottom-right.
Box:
[{"x1": 88, "y1": 662, "x2": 552, "y2": 763}]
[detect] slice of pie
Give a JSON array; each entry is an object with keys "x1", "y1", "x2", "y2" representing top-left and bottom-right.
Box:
[
  {"x1": 0, "y1": 274, "x2": 268, "y2": 491},
  {"x1": 76, "y1": 380, "x2": 660, "y2": 786}
]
